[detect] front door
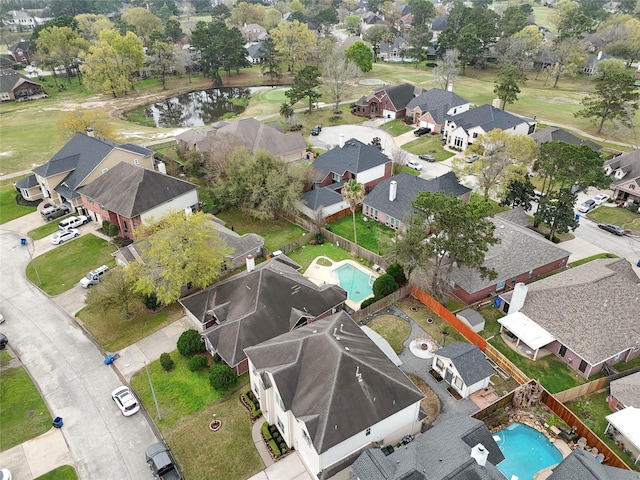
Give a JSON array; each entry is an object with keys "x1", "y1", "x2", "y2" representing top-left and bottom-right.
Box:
[{"x1": 445, "y1": 369, "x2": 453, "y2": 385}]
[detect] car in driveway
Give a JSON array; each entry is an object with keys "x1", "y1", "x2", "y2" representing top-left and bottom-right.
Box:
[
  {"x1": 406, "y1": 159, "x2": 423, "y2": 171},
  {"x1": 577, "y1": 199, "x2": 597, "y2": 213},
  {"x1": 418, "y1": 154, "x2": 436, "y2": 162},
  {"x1": 41, "y1": 204, "x2": 70, "y2": 221},
  {"x1": 0, "y1": 312, "x2": 4, "y2": 324},
  {"x1": 59, "y1": 215, "x2": 88, "y2": 230},
  {"x1": 0, "y1": 334, "x2": 7, "y2": 350},
  {"x1": 0, "y1": 467, "x2": 11, "y2": 480},
  {"x1": 464, "y1": 153, "x2": 479, "y2": 163},
  {"x1": 413, "y1": 127, "x2": 431, "y2": 136},
  {"x1": 592, "y1": 194, "x2": 609, "y2": 206},
  {"x1": 310, "y1": 125, "x2": 322, "y2": 136},
  {"x1": 50, "y1": 228, "x2": 80, "y2": 245},
  {"x1": 598, "y1": 223, "x2": 625, "y2": 236},
  {"x1": 111, "y1": 386, "x2": 140, "y2": 416}
]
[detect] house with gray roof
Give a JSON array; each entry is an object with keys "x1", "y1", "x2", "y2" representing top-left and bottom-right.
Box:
[
  {"x1": 431, "y1": 342, "x2": 495, "y2": 399},
  {"x1": 549, "y1": 444, "x2": 640, "y2": 479},
  {"x1": 378, "y1": 36, "x2": 409, "y2": 62},
  {"x1": 180, "y1": 256, "x2": 347, "y2": 375},
  {"x1": 16, "y1": 131, "x2": 155, "y2": 213},
  {"x1": 405, "y1": 88, "x2": 471, "y2": 132},
  {"x1": 245, "y1": 312, "x2": 425, "y2": 478},
  {"x1": 430, "y1": 15, "x2": 448, "y2": 40},
  {"x1": 444, "y1": 104, "x2": 536, "y2": 151},
  {"x1": 0, "y1": 68, "x2": 44, "y2": 102},
  {"x1": 498, "y1": 258, "x2": 640, "y2": 378},
  {"x1": 608, "y1": 371, "x2": 640, "y2": 411},
  {"x1": 451, "y1": 216, "x2": 570, "y2": 303},
  {"x1": 298, "y1": 182, "x2": 349, "y2": 220},
  {"x1": 352, "y1": 415, "x2": 505, "y2": 480},
  {"x1": 362, "y1": 172, "x2": 471, "y2": 231},
  {"x1": 604, "y1": 150, "x2": 640, "y2": 205},
  {"x1": 353, "y1": 82, "x2": 425, "y2": 119},
  {"x1": 530, "y1": 126, "x2": 601, "y2": 151},
  {"x1": 245, "y1": 41, "x2": 264, "y2": 63}
]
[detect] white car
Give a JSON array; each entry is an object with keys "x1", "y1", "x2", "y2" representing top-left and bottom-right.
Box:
[
  {"x1": 0, "y1": 312, "x2": 4, "y2": 324},
  {"x1": 577, "y1": 199, "x2": 597, "y2": 213},
  {"x1": 592, "y1": 194, "x2": 609, "y2": 206},
  {"x1": 59, "y1": 215, "x2": 88, "y2": 230},
  {"x1": 406, "y1": 159, "x2": 423, "y2": 171},
  {"x1": 0, "y1": 468, "x2": 11, "y2": 480},
  {"x1": 111, "y1": 386, "x2": 140, "y2": 416},
  {"x1": 50, "y1": 228, "x2": 80, "y2": 245}
]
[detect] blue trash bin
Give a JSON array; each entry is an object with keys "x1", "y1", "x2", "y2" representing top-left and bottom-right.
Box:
[
  {"x1": 104, "y1": 355, "x2": 114, "y2": 365},
  {"x1": 575, "y1": 213, "x2": 580, "y2": 222},
  {"x1": 53, "y1": 417, "x2": 63, "y2": 428},
  {"x1": 20, "y1": 238, "x2": 27, "y2": 246}
]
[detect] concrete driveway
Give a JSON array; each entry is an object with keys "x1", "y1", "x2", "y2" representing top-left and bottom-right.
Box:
[
  {"x1": 0, "y1": 229, "x2": 158, "y2": 480},
  {"x1": 308, "y1": 123, "x2": 397, "y2": 157}
]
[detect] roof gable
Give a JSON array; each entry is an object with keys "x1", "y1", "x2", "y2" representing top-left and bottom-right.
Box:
[
  {"x1": 610, "y1": 371, "x2": 640, "y2": 408},
  {"x1": 376, "y1": 82, "x2": 423, "y2": 110},
  {"x1": 434, "y1": 342, "x2": 494, "y2": 385},
  {"x1": 530, "y1": 127, "x2": 601, "y2": 151},
  {"x1": 313, "y1": 138, "x2": 391, "y2": 176},
  {"x1": 405, "y1": 88, "x2": 470, "y2": 124},
  {"x1": 447, "y1": 104, "x2": 532, "y2": 132},
  {"x1": 0, "y1": 68, "x2": 42, "y2": 94}
]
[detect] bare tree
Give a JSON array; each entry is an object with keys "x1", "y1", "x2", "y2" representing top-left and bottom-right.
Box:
[
  {"x1": 391, "y1": 147, "x2": 408, "y2": 173},
  {"x1": 433, "y1": 49, "x2": 459, "y2": 90},
  {"x1": 323, "y1": 48, "x2": 358, "y2": 113}
]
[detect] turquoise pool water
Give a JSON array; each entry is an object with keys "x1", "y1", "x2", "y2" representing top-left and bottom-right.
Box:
[
  {"x1": 494, "y1": 422, "x2": 563, "y2": 480},
  {"x1": 333, "y1": 264, "x2": 374, "y2": 303}
]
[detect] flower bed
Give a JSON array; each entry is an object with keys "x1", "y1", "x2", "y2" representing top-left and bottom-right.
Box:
[
  {"x1": 261, "y1": 422, "x2": 290, "y2": 459},
  {"x1": 240, "y1": 390, "x2": 262, "y2": 422}
]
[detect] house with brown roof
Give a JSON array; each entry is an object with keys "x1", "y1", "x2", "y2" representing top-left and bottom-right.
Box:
[
  {"x1": 245, "y1": 312, "x2": 425, "y2": 478},
  {"x1": 179, "y1": 256, "x2": 347, "y2": 375},
  {"x1": 498, "y1": 258, "x2": 640, "y2": 378},
  {"x1": 353, "y1": 83, "x2": 425, "y2": 119},
  {"x1": 608, "y1": 371, "x2": 640, "y2": 412},
  {"x1": 604, "y1": 150, "x2": 640, "y2": 205},
  {"x1": 0, "y1": 68, "x2": 44, "y2": 102},
  {"x1": 405, "y1": 87, "x2": 471, "y2": 133}
]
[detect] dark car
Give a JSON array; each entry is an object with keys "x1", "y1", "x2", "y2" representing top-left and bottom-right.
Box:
[
  {"x1": 414, "y1": 127, "x2": 431, "y2": 136},
  {"x1": 0, "y1": 333, "x2": 7, "y2": 350},
  {"x1": 418, "y1": 154, "x2": 436, "y2": 162},
  {"x1": 310, "y1": 125, "x2": 322, "y2": 136},
  {"x1": 598, "y1": 223, "x2": 625, "y2": 236}
]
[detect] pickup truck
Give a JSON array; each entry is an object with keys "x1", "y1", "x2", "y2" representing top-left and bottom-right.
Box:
[
  {"x1": 41, "y1": 204, "x2": 70, "y2": 221},
  {"x1": 146, "y1": 443, "x2": 183, "y2": 480}
]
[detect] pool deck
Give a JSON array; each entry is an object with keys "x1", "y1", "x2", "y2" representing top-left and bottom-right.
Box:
[{"x1": 302, "y1": 257, "x2": 379, "y2": 311}]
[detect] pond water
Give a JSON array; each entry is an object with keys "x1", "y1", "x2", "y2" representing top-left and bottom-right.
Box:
[{"x1": 137, "y1": 86, "x2": 266, "y2": 127}]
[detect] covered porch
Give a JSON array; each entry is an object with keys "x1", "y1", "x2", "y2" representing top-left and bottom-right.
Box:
[
  {"x1": 605, "y1": 407, "x2": 640, "y2": 465},
  {"x1": 498, "y1": 312, "x2": 555, "y2": 361}
]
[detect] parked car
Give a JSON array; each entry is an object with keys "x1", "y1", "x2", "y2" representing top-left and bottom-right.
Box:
[
  {"x1": 0, "y1": 313, "x2": 4, "y2": 324},
  {"x1": 0, "y1": 334, "x2": 7, "y2": 350},
  {"x1": 41, "y1": 204, "x2": 70, "y2": 221},
  {"x1": 592, "y1": 194, "x2": 610, "y2": 206},
  {"x1": 59, "y1": 215, "x2": 88, "y2": 230},
  {"x1": 111, "y1": 386, "x2": 140, "y2": 416},
  {"x1": 598, "y1": 223, "x2": 625, "y2": 236},
  {"x1": 0, "y1": 468, "x2": 11, "y2": 480},
  {"x1": 406, "y1": 159, "x2": 423, "y2": 171},
  {"x1": 310, "y1": 125, "x2": 322, "y2": 136},
  {"x1": 418, "y1": 154, "x2": 436, "y2": 162},
  {"x1": 413, "y1": 127, "x2": 431, "y2": 137},
  {"x1": 577, "y1": 199, "x2": 597, "y2": 213},
  {"x1": 79, "y1": 265, "x2": 109, "y2": 288},
  {"x1": 50, "y1": 228, "x2": 79, "y2": 245},
  {"x1": 464, "y1": 154, "x2": 479, "y2": 163},
  {"x1": 146, "y1": 443, "x2": 183, "y2": 480},
  {"x1": 530, "y1": 190, "x2": 545, "y2": 202}
]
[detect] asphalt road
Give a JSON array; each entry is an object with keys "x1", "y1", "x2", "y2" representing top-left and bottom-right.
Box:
[{"x1": 0, "y1": 229, "x2": 157, "y2": 480}]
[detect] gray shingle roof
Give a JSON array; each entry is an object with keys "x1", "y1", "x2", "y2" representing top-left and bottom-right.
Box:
[
  {"x1": 500, "y1": 258, "x2": 640, "y2": 365},
  {"x1": 78, "y1": 162, "x2": 197, "y2": 218},
  {"x1": 244, "y1": 312, "x2": 424, "y2": 454},
  {"x1": 548, "y1": 448, "x2": 640, "y2": 480},
  {"x1": 610, "y1": 371, "x2": 640, "y2": 408},
  {"x1": 451, "y1": 217, "x2": 570, "y2": 294},
  {"x1": 431, "y1": 15, "x2": 447, "y2": 30},
  {"x1": 0, "y1": 68, "x2": 42, "y2": 94},
  {"x1": 405, "y1": 88, "x2": 470, "y2": 124},
  {"x1": 180, "y1": 258, "x2": 347, "y2": 368},
  {"x1": 313, "y1": 138, "x2": 391, "y2": 177},
  {"x1": 301, "y1": 185, "x2": 344, "y2": 210},
  {"x1": 352, "y1": 415, "x2": 505, "y2": 480},
  {"x1": 530, "y1": 127, "x2": 602, "y2": 151},
  {"x1": 605, "y1": 150, "x2": 640, "y2": 191},
  {"x1": 246, "y1": 41, "x2": 264, "y2": 58},
  {"x1": 371, "y1": 82, "x2": 424, "y2": 111},
  {"x1": 363, "y1": 172, "x2": 470, "y2": 223},
  {"x1": 215, "y1": 117, "x2": 306, "y2": 156},
  {"x1": 434, "y1": 342, "x2": 494, "y2": 386},
  {"x1": 446, "y1": 104, "x2": 533, "y2": 133},
  {"x1": 494, "y1": 206, "x2": 532, "y2": 227},
  {"x1": 14, "y1": 174, "x2": 38, "y2": 189}
]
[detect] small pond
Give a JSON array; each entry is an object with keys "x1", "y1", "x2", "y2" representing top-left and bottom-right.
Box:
[{"x1": 133, "y1": 86, "x2": 266, "y2": 127}]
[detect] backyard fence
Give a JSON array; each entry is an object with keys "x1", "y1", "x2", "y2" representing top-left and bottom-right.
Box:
[
  {"x1": 553, "y1": 365, "x2": 640, "y2": 403},
  {"x1": 268, "y1": 231, "x2": 316, "y2": 257},
  {"x1": 351, "y1": 285, "x2": 411, "y2": 323},
  {"x1": 484, "y1": 343, "x2": 530, "y2": 386},
  {"x1": 320, "y1": 228, "x2": 390, "y2": 270}
]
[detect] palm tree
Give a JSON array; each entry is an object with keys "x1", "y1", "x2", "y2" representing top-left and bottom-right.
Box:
[
  {"x1": 342, "y1": 179, "x2": 365, "y2": 247},
  {"x1": 279, "y1": 102, "x2": 293, "y2": 119}
]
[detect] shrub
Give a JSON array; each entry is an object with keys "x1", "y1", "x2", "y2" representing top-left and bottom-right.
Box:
[
  {"x1": 361, "y1": 297, "x2": 377, "y2": 309},
  {"x1": 160, "y1": 352, "x2": 175, "y2": 371},
  {"x1": 212, "y1": 353, "x2": 222, "y2": 364},
  {"x1": 372, "y1": 274, "x2": 399, "y2": 299},
  {"x1": 262, "y1": 422, "x2": 272, "y2": 441},
  {"x1": 209, "y1": 363, "x2": 237, "y2": 390},
  {"x1": 279, "y1": 443, "x2": 287, "y2": 452},
  {"x1": 188, "y1": 354, "x2": 208, "y2": 371},
  {"x1": 269, "y1": 439, "x2": 281, "y2": 457},
  {"x1": 386, "y1": 262, "x2": 407, "y2": 286},
  {"x1": 177, "y1": 329, "x2": 206, "y2": 357},
  {"x1": 107, "y1": 222, "x2": 119, "y2": 237},
  {"x1": 143, "y1": 292, "x2": 161, "y2": 310}
]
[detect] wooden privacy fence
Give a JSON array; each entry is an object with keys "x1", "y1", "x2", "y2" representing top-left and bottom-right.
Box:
[
  {"x1": 320, "y1": 228, "x2": 390, "y2": 270},
  {"x1": 553, "y1": 377, "x2": 610, "y2": 403},
  {"x1": 485, "y1": 343, "x2": 530, "y2": 386},
  {"x1": 351, "y1": 285, "x2": 411, "y2": 323}
]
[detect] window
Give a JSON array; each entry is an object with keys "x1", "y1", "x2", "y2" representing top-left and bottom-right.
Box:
[
  {"x1": 472, "y1": 132, "x2": 478, "y2": 138},
  {"x1": 496, "y1": 280, "x2": 505, "y2": 290},
  {"x1": 454, "y1": 136, "x2": 464, "y2": 148},
  {"x1": 578, "y1": 359, "x2": 587, "y2": 373},
  {"x1": 528, "y1": 124, "x2": 536, "y2": 134},
  {"x1": 133, "y1": 158, "x2": 139, "y2": 165},
  {"x1": 276, "y1": 393, "x2": 285, "y2": 411},
  {"x1": 302, "y1": 428, "x2": 312, "y2": 447},
  {"x1": 277, "y1": 417, "x2": 285, "y2": 434},
  {"x1": 453, "y1": 376, "x2": 463, "y2": 389},
  {"x1": 436, "y1": 358, "x2": 444, "y2": 371},
  {"x1": 123, "y1": 220, "x2": 128, "y2": 232},
  {"x1": 365, "y1": 427, "x2": 371, "y2": 436},
  {"x1": 528, "y1": 270, "x2": 533, "y2": 278},
  {"x1": 559, "y1": 345, "x2": 567, "y2": 357},
  {"x1": 332, "y1": 172, "x2": 341, "y2": 182},
  {"x1": 253, "y1": 382, "x2": 259, "y2": 396}
]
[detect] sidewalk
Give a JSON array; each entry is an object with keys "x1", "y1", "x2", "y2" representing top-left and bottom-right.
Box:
[{"x1": 0, "y1": 428, "x2": 73, "y2": 479}]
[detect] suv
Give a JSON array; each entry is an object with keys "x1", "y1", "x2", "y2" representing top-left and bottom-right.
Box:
[
  {"x1": 311, "y1": 125, "x2": 322, "y2": 136},
  {"x1": 59, "y1": 215, "x2": 88, "y2": 230},
  {"x1": 146, "y1": 443, "x2": 183, "y2": 480},
  {"x1": 41, "y1": 204, "x2": 70, "y2": 221},
  {"x1": 79, "y1": 265, "x2": 109, "y2": 288}
]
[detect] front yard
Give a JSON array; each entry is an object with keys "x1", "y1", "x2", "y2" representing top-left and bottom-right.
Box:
[
  {"x1": 0, "y1": 178, "x2": 37, "y2": 225},
  {"x1": 587, "y1": 206, "x2": 640, "y2": 232},
  {"x1": 400, "y1": 135, "x2": 452, "y2": 161}
]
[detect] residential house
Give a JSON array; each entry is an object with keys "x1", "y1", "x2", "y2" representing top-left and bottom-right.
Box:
[
  {"x1": 175, "y1": 117, "x2": 307, "y2": 163},
  {"x1": 245, "y1": 312, "x2": 425, "y2": 478},
  {"x1": 604, "y1": 150, "x2": 640, "y2": 205},
  {"x1": 241, "y1": 23, "x2": 267, "y2": 43},
  {"x1": 605, "y1": 407, "x2": 640, "y2": 465},
  {"x1": 431, "y1": 342, "x2": 495, "y2": 399},
  {"x1": 360, "y1": 11, "x2": 386, "y2": 30},
  {"x1": 8, "y1": 40, "x2": 32, "y2": 65},
  {"x1": 352, "y1": 415, "x2": 505, "y2": 480},
  {"x1": 6, "y1": 12, "x2": 35, "y2": 32},
  {"x1": 15, "y1": 131, "x2": 155, "y2": 212},
  {"x1": 361, "y1": 172, "x2": 471, "y2": 231},
  {"x1": 548, "y1": 448, "x2": 640, "y2": 479},
  {"x1": 608, "y1": 371, "x2": 640, "y2": 411},
  {"x1": 378, "y1": 36, "x2": 409, "y2": 62},
  {"x1": 430, "y1": 16, "x2": 448, "y2": 41},
  {"x1": 443, "y1": 104, "x2": 537, "y2": 151},
  {"x1": 298, "y1": 183, "x2": 350, "y2": 221},
  {"x1": 78, "y1": 162, "x2": 199, "y2": 240},
  {"x1": 530, "y1": 126, "x2": 602, "y2": 151},
  {"x1": 245, "y1": 42, "x2": 264, "y2": 64},
  {"x1": 450, "y1": 214, "x2": 570, "y2": 304},
  {"x1": 405, "y1": 87, "x2": 471, "y2": 132},
  {"x1": 584, "y1": 51, "x2": 617, "y2": 75},
  {"x1": 498, "y1": 258, "x2": 640, "y2": 378},
  {"x1": 0, "y1": 68, "x2": 44, "y2": 102},
  {"x1": 34, "y1": 9, "x2": 55, "y2": 25},
  {"x1": 0, "y1": 55, "x2": 15, "y2": 69},
  {"x1": 353, "y1": 82, "x2": 425, "y2": 119},
  {"x1": 179, "y1": 256, "x2": 347, "y2": 375}
]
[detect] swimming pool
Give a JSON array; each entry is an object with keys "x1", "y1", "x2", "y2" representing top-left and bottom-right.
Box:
[
  {"x1": 494, "y1": 422, "x2": 563, "y2": 480},
  {"x1": 333, "y1": 264, "x2": 374, "y2": 303}
]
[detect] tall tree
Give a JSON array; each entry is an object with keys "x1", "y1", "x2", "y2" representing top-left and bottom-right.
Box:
[
  {"x1": 494, "y1": 65, "x2": 527, "y2": 109},
  {"x1": 548, "y1": 37, "x2": 586, "y2": 88},
  {"x1": 147, "y1": 39, "x2": 177, "y2": 89},
  {"x1": 260, "y1": 38, "x2": 282, "y2": 85},
  {"x1": 575, "y1": 59, "x2": 640, "y2": 134},
  {"x1": 229, "y1": 2, "x2": 265, "y2": 26},
  {"x1": 121, "y1": 7, "x2": 163, "y2": 39},
  {"x1": 164, "y1": 18, "x2": 183, "y2": 43},
  {"x1": 407, "y1": 24, "x2": 433, "y2": 67},
  {"x1": 342, "y1": 180, "x2": 365, "y2": 247},
  {"x1": 552, "y1": 0, "x2": 594, "y2": 38},
  {"x1": 285, "y1": 65, "x2": 322, "y2": 113},
  {"x1": 74, "y1": 14, "x2": 113, "y2": 41},
  {"x1": 55, "y1": 110, "x2": 117, "y2": 141},
  {"x1": 345, "y1": 41, "x2": 373, "y2": 73},
  {"x1": 270, "y1": 20, "x2": 317, "y2": 73},
  {"x1": 211, "y1": 4, "x2": 231, "y2": 19},
  {"x1": 31, "y1": 16, "x2": 79, "y2": 42},
  {"x1": 323, "y1": 49, "x2": 358, "y2": 112},
  {"x1": 409, "y1": 0, "x2": 436, "y2": 26},
  {"x1": 129, "y1": 212, "x2": 231, "y2": 305},
  {"x1": 433, "y1": 49, "x2": 459, "y2": 89},
  {"x1": 500, "y1": 6, "x2": 530, "y2": 37},
  {"x1": 35, "y1": 26, "x2": 89, "y2": 85},
  {"x1": 456, "y1": 29, "x2": 483, "y2": 73},
  {"x1": 599, "y1": 15, "x2": 640, "y2": 66},
  {"x1": 534, "y1": 188, "x2": 579, "y2": 241},
  {"x1": 501, "y1": 175, "x2": 535, "y2": 211},
  {"x1": 85, "y1": 268, "x2": 137, "y2": 318},
  {"x1": 315, "y1": 7, "x2": 339, "y2": 34}
]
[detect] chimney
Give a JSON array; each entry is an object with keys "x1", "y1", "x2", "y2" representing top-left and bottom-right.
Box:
[
  {"x1": 491, "y1": 98, "x2": 501, "y2": 109},
  {"x1": 157, "y1": 162, "x2": 167, "y2": 175},
  {"x1": 447, "y1": 82, "x2": 453, "y2": 92},
  {"x1": 509, "y1": 283, "x2": 528, "y2": 313},
  {"x1": 389, "y1": 180, "x2": 397, "y2": 202},
  {"x1": 246, "y1": 254, "x2": 255, "y2": 272},
  {"x1": 470, "y1": 444, "x2": 489, "y2": 467},
  {"x1": 339, "y1": 134, "x2": 345, "y2": 148},
  {"x1": 86, "y1": 127, "x2": 94, "y2": 137}
]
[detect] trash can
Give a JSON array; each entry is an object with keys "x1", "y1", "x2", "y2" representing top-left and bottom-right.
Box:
[
  {"x1": 104, "y1": 355, "x2": 115, "y2": 365},
  {"x1": 20, "y1": 238, "x2": 27, "y2": 246},
  {"x1": 53, "y1": 417, "x2": 63, "y2": 428},
  {"x1": 637, "y1": 259, "x2": 640, "y2": 268},
  {"x1": 575, "y1": 214, "x2": 580, "y2": 222}
]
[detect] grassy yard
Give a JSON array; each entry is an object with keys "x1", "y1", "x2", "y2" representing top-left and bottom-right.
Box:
[
  {"x1": 25, "y1": 234, "x2": 117, "y2": 295},
  {"x1": 28, "y1": 214, "x2": 75, "y2": 240},
  {"x1": 477, "y1": 305, "x2": 504, "y2": 340},
  {"x1": 327, "y1": 211, "x2": 397, "y2": 256},
  {"x1": 35, "y1": 466, "x2": 78, "y2": 480},
  {"x1": 286, "y1": 241, "x2": 354, "y2": 271},
  {"x1": 569, "y1": 253, "x2": 618, "y2": 268},
  {"x1": 131, "y1": 356, "x2": 263, "y2": 480},
  {"x1": 400, "y1": 135, "x2": 452, "y2": 161},
  {"x1": 0, "y1": 178, "x2": 37, "y2": 225},
  {"x1": 77, "y1": 301, "x2": 185, "y2": 352},
  {"x1": 0, "y1": 365, "x2": 52, "y2": 451},
  {"x1": 587, "y1": 207, "x2": 640, "y2": 231},
  {"x1": 0, "y1": 350, "x2": 12, "y2": 367},
  {"x1": 366, "y1": 314, "x2": 412, "y2": 354},
  {"x1": 470, "y1": 193, "x2": 510, "y2": 215},
  {"x1": 379, "y1": 118, "x2": 414, "y2": 136},
  {"x1": 214, "y1": 208, "x2": 307, "y2": 252}
]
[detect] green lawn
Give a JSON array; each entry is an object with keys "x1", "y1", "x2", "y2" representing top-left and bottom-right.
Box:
[
  {"x1": 131, "y1": 356, "x2": 263, "y2": 480},
  {"x1": 25, "y1": 234, "x2": 117, "y2": 295},
  {"x1": 214, "y1": 208, "x2": 307, "y2": 252},
  {"x1": 286, "y1": 241, "x2": 354, "y2": 271},
  {"x1": 35, "y1": 466, "x2": 78, "y2": 480},
  {"x1": 569, "y1": 253, "x2": 618, "y2": 268},
  {"x1": 379, "y1": 118, "x2": 414, "y2": 136},
  {"x1": 367, "y1": 315, "x2": 411, "y2": 353},
  {"x1": 327, "y1": 211, "x2": 397, "y2": 256},
  {"x1": 401, "y1": 135, "x2": 452, "y2": 161},
  {"x1": 28, "y1": 214, "x2": 75, "y2": 240},
  {"x1": 587, "y1": 207, "x2": 640, "y2": 231},
  {"x1": 0, "y1": 178, "x2": 37, "y2": 225},
  {"x1": 0, "y1": 366, "x2": 52, "y2": 451},
  {"x1": 478, "y1": 305, "x2": 505, "y2": 340},
  {"x1": 0, "y1": 350, "x2": 12, "y2": 367}
]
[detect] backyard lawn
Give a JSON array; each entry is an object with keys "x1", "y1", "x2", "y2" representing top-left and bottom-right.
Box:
[
  {"x1": 25, "y1": 234, "x2": 117, "y2": 295},
  {"x1": 366, "y1": 315, "x2": 412, "y2": 354},
  {"x1": 327, "y1": 211, "x2": 397, "y2": 257},
  {"x1": 286, "y1": 241, "x2": 353, "y2": 271},
  {"x1": 0, "y1": 178, "x2": 36, "y2": 224},
  {"x1": 587, "y1": 207, "x2": 640, "y2": 231}
]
